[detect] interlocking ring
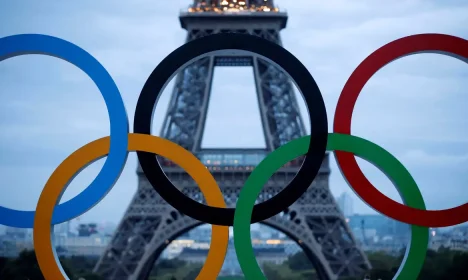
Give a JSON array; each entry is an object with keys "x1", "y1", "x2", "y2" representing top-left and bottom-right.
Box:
[
  {"x1": 34, "y1": 134, "x2": 229, "y2": 280},
  {"x1": 134, "y1": 33, "x2": 328, "y2": 226},
  {"x1": 0, "y1": 34, "x2": 129, "y2": 228},
  {"x1": 333, "y1": 33, "x2": 468, "y2": 228},
  {"x1": 0, "y1": 32, "x2": 466, "y2": 280},
  {"x1": 234, "y1": 133, "x2": 428, "y2": 280}
]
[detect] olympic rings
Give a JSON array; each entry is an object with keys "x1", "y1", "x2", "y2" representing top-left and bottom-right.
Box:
[
  {"x1": 134, "y1": 32, "x2": 328, "y2": 226},
  {"x1": 233, "y1": 133, "x2": 429, "y2": 280},
  {"x1": 0, "y1": 31, "x2": 465, "y2": 280},
  {"x1": 333, "y1": 33, "x2": 468, "y2": 227},
  {"x1": 0, "y1": 34, "x2": 129, "y2": 228},
  {"x1": 33, "y1": 134, "x2": 229, "y2": 280}
]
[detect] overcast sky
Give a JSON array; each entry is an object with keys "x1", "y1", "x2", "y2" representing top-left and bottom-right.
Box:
[{"x1": 0, "y1": 0, "x2": 467, "y2": 227}]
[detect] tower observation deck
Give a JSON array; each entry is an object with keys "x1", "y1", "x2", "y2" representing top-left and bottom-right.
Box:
[
  {"x1": 179, "y1": 0, "x2": 288, "y2": 39},
  {"x1": 186, "y1": 0, "x2": 280, "y2": 13}
]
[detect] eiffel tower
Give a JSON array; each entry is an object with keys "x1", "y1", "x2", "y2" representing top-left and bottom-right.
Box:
[{"x1": 94, "y1": 1, "x2": 371, "y2": 279}]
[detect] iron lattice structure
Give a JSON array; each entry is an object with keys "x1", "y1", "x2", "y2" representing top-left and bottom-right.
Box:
[{"x1": 94, "y1": 2, "x2": 371, "y2": 279}]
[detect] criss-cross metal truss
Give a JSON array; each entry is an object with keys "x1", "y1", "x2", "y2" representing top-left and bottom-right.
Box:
[{"x1": 94, "y1": 5, "x2": 371, "y2": 280}]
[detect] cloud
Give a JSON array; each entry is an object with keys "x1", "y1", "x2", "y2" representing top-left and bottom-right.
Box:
[
  {"x1": 282, "y1": 0, "x2": 468, "y2": 80},
  {"x1": 400, "y1": 149, "x2": 468, "y2": 166}
]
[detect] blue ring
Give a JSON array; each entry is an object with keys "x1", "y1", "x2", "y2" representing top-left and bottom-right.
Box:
[{"x1": 0, "y1": 34, "x2": 129, "y2": 228}]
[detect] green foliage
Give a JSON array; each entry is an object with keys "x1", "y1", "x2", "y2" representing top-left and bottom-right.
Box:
[
  {"x1": 148, "y1": 258, "x2": 202, "y2": 280},
  {"x1": 155, "y1": 258, "x2": 187, "y2": 270},
  {"x1": 263, "y1": 248, "x2": 468, "y2": 280},
  {"x1": 0, "y1": 250, "x2": 103, "y2": 280},
  {"x1": 263, "y1": 263, "x2": 282, "y2": 280},
  {"x1": 0, "y1": 250, "x2": 73, "y2": 279},
  {"x1": 0, "y1": 256, "x2": 10, "y2": 275},
  {"x1": 262, "y1": 253, "x2": 319, "y2": 280},
  {"x1": 417, "y1": 248, "x2": 468, "y2": 280},
  {"x1": 60, "y1": 255, "x2": 103, "y2": 279},
  {"x1": 287, "y1": 251, "x2": 314, "y2": 271},
  {"x1": 2, "y1": 248, "x2": 467, "y2": 279},
  {"x1": 367, "y1": 247, "x2": 468, "y2": 280}
]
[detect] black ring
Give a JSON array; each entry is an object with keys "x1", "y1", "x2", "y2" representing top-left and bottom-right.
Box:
[{"x1": 134, "y1": 33, "x2": 328, "y2": 226}]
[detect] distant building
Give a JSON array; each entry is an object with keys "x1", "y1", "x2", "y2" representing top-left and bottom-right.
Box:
[
  {"x1": 54, "y1": 222, "x2": 71, "y2": 237},
  {"x1": 348, "y1": 214, "x2": 409, "y2": 238},
  {"x1": 337, "y1": 192, "x2": 354, "y2": 217},
  {"x1": 77, "y1": 223, "x2": 99, "y2": 237},
  {"x1": 430, "y1": 229, "x2": 468, "y2": 252},
  {"x1": 55, "y1": 236, "x2": 111, "y2": 257},
  {"x1": 177, "y1": 243, "x2": 288, "y2": 266},
  {"x1": 4, "y1": 227, "x2": 28, "y2": 240},
  {"x1": 162, "y1": 239, "x2": 210, "y2": 259},
  {"x1": 346, "y1": 214, "x2": 410, "y2": 254},
  {"x1": 99, "y1": 222, "x2": 117, "y2": 236}
]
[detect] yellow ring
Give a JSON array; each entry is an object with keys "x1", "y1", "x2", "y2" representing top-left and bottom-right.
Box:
[{"x1": 33, "y1": 133, "x2": 229, "y2": 279}]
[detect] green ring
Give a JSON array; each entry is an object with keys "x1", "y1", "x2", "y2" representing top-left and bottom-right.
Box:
[{"x1": 233, "y1": 133, "x2": 429, "y2": 280}]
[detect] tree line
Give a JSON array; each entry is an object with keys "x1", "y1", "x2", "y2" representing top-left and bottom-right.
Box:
[
  {"x1": 0, "y1": 247, "x2": 467, "y2": 279},
  {"x1": 263, "y1": 247, "x2": 468, "y2": 279}
]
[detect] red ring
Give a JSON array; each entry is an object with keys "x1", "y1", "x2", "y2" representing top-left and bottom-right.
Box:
[{"x1": 333, "y1": 33, "x2": 468, "y2": 227}]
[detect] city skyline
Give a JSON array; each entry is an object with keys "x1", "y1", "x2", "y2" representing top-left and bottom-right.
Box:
[{"x1": 0, "y1": 0, "x2": 467, "y2": 225}]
